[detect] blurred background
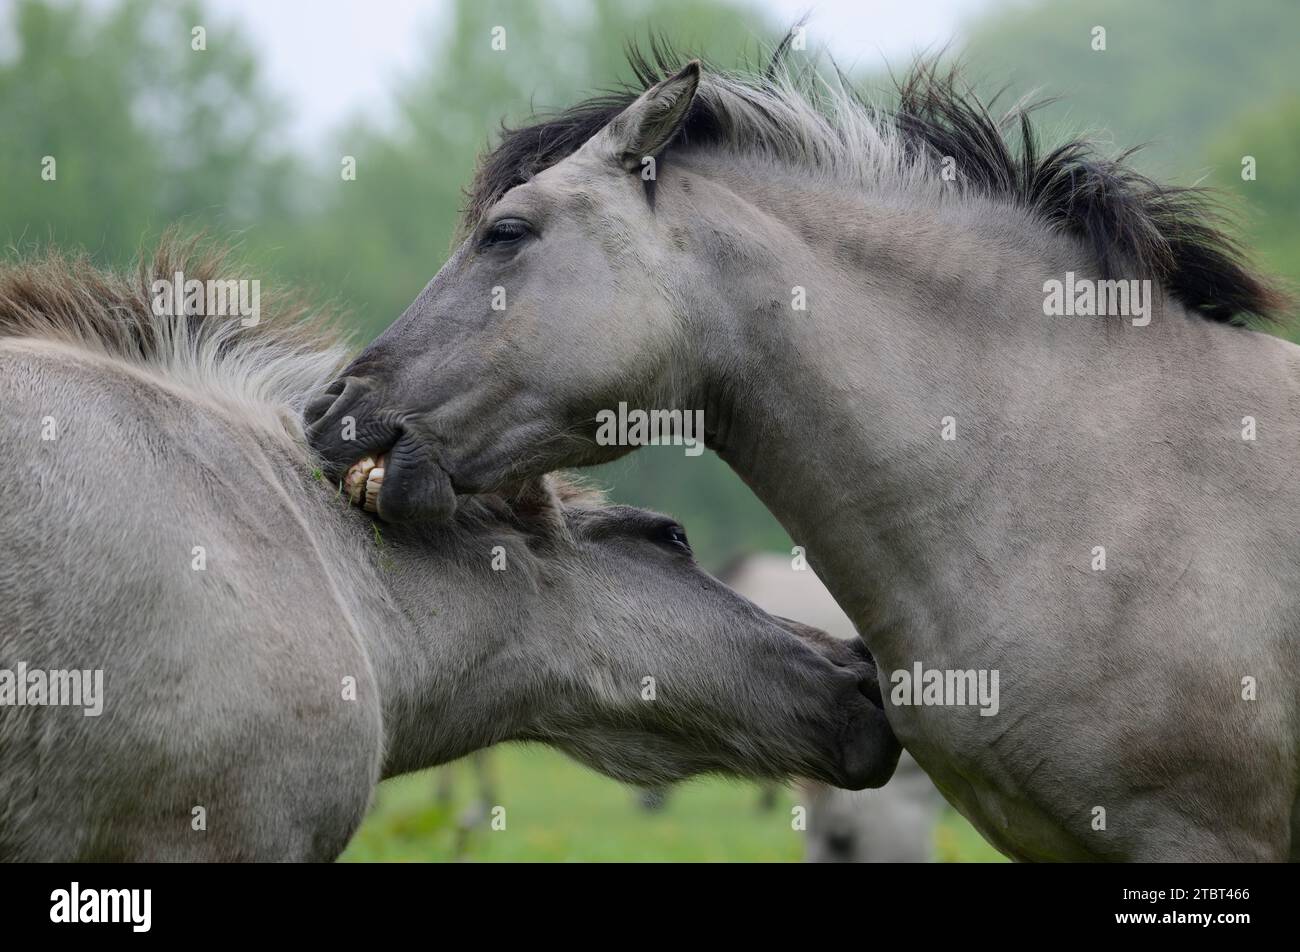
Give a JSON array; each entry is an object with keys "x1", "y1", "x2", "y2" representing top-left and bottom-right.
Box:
[{"x1": 3, "y1": 0, "x2": 1294, "y2": 861}]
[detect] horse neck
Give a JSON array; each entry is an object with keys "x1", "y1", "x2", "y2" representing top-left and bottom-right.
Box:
[
  {"x1": 687, "y1": 160, "x2": 1242, "y2": 642},
  {"x1": 331, "y1": 509, "x2": 541, "y2": 779}
]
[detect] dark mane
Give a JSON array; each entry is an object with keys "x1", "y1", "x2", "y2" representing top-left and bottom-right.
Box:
[
  {"x1": 465, "y1": 41, "x2": 1287, "y2": 327},
  {"x1": 892, "y1": 63, "x2": 1287, "y2": 325}
]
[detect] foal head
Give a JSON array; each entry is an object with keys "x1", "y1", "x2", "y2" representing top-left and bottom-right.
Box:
[{"x1": 373, "y1": 473, "x2": 899, "y2": 790}]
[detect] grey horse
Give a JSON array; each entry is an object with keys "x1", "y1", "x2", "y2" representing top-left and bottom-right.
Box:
[
  {"x1": 0, "y1": 242, "x2": 899, "y2": 862},
  {"x1": 308, "y1": 48, "x2": 1300, "y2": 860}
]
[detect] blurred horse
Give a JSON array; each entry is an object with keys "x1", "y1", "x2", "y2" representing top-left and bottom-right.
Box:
[{"x1": 723, "y1": 553, "x2": 943, "y2": 862}]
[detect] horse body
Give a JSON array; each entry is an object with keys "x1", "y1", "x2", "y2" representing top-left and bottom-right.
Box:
[
  {"x1": 0, "y1": 337, "x2": 384, "y2": 860},
  {"x1": 705, "y1": 209, "x2": 1300, "y2": 859},
  {"x1": 682, "y1": 159, "x2": 1300, "y2": 859},
  {"x1": 308, "y1": 54, "x2": 1300, "y2": 859}
]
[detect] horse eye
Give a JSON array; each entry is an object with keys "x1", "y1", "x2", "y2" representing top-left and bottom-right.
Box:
[
  {"x1": 655, "y1": 523, "x2": 692, "y2": 555},
  {"x1": 482, "y1": 218, "x2": 533, "y2": 247}
]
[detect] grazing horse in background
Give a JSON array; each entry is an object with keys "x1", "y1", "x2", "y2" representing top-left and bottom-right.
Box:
[
  {"x1": 722, "y1": 551, "x2": 946, "y2": 863},
  {"x1": 724, "y1": 553, "x2": 943, "y2": 862},
  {"x1": 0, "y1": 242, "x2": 900, "y2": 861},
  {"x1": 432, "y1": 750, "x2": 499, "y2": 859},
  {"x1": 308, "y1": 44, "x2": 1300, "y2": 860},
  {"x1": 804, "y1": 756, "x2": 943, "y2": 863}
]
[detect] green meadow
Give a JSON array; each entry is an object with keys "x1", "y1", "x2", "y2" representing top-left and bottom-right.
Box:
[{"x1": 341, "y1": 745, "x2": 1006, "y2": 863}]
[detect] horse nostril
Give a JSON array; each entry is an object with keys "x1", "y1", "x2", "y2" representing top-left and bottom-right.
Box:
[
  {"x1": 304, "y1": 379, "x2": 347, "y2": 428},
  {"x1": 305, "y1": 375, "x2": 365, "y2": 429}
]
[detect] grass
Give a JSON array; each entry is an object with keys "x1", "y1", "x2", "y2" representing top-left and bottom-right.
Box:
[{"x1": 340, "y1": 744, "x2": 1007, "y2": 863}]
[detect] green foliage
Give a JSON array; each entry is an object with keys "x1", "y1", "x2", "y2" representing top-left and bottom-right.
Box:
[
  {"x1": 958, "y1": 0, "x2": 1300, "y2": 177},
  {"x1": 0, "y1": 0, "x2": 296, "y2": 260}
]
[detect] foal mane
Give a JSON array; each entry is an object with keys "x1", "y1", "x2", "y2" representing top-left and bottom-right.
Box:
[
  {"x1": 467, "y1": 39, "x2": 1287, "y2": 326},
  {"x1": 0, "y1": 235, "x2": 350, "y2": 421}
]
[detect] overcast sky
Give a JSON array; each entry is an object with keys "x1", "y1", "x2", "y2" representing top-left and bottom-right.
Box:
[{"x1": 202, "y1": 0, "x2": 996, "y2": 143}]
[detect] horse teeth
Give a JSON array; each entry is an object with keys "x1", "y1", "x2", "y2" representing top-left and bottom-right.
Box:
[
  {"x1": 364, "y1": 465, "x2": 385, "y2": 513},
  {"x1": 341, "y1": 453, "x2": 389, "y2": 512},
  {"x1": 344, "y1": 456, "x2": 378, "y2": 505}
]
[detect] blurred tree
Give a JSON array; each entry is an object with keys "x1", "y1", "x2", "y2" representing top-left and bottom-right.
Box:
[
  {"x1": 956, "y1": 0, "x2": 1300, "y2": 342},
  {"x1": 0, "y1": 0, "x2": 297, "y2": 259}
]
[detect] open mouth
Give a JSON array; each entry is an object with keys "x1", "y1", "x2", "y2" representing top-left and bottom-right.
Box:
[{"x1": 343, "y1": 453, "x2": 388, "y2": 512}]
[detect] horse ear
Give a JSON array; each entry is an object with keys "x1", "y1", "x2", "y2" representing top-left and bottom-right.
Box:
[{"x1": 602, "y1": 60, "x2": 700, "y2": 172}]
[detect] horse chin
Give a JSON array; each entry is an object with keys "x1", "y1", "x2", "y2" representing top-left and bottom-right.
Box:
[
  {"x1": 381, "y1": 437, "x2": 460, "y2": 522},
  {"x1": 340, "y1": 446, "x2": 458, "y2": 523},
  {"x1": 833, "y1": 701, "x2": 903, "y2": 790}
]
